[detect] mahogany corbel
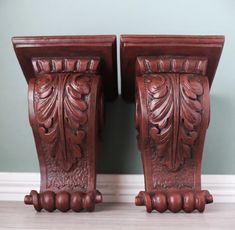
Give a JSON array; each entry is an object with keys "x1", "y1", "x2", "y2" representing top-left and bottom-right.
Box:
[
  {"x1": 121, "y1": 35, "x2": 224, "y2": 213},
  {"x1": 12, "y1": 35, "x2": 117, "y2": 212}
]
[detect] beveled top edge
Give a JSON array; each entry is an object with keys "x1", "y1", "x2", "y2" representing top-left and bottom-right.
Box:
[
  {"x1": 121, "y1": 34, "x2": 225, "y2": 46},
  {"x1": 12, "y1": 35, "x2": 116, "y2": 46},
  {"x1": 12, "y1": 35, "x2": 118, "y2": 101}
]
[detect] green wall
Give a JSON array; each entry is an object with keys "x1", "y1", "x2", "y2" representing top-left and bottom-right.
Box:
[{"x1": 0, "y1": 0, "x2": 234, "y2": 174}]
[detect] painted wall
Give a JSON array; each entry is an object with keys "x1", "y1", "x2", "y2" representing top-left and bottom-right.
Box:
[{"x1": 0, "y1": 0, "x2": 234, "y2": 174}]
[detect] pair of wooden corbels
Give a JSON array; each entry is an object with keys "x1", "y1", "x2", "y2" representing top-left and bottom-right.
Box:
[{"x1": 13, "y1": 35, "x2": 224, "y2": 213}]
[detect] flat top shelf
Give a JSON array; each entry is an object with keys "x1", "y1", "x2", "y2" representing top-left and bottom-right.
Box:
[
  {"x1": 12, "y1": 35, "x2": 118, "y2": 102},
  {"x1": 120, "y1": 34, "x2": 224, "y2": 102}
]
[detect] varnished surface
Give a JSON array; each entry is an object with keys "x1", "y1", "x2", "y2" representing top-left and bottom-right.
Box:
[
  {"x1": 12, "y1": 36, "x2": 115, "y2": 211},
  {"x1": 120, "y1": 35, "x2": 224, "y2": 102},
  {"x1": 12, "y1": 35, "x2": 118, "y2": 101},
  {"x1": 0, "y1": 202, "x2": 234, "y2": 230},
  {"x1": 122, "y1": 35, "x2": 224, "y2": 212}
]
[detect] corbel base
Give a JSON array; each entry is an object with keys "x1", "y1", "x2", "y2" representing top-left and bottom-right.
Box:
[
  {"x1": 135, "y1": 190, "x2": 213, "y2": 213},
  {"x1": 24, "y1": 190, "x2": 102, "y2": 212}
]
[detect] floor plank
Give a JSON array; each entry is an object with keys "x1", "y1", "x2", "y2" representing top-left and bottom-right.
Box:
[{"x1": 0, "y1": 202, "x2": 234, "y2": 230}]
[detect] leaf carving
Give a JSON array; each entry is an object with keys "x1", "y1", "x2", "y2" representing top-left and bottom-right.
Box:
[
  {"x1": 179, "y1": 75, "x2": 203, "y2": 163},
  {"x1": 146, "y1": 74, "x2": 204, "y2": 171},
  {"x1": 147, "y1": 75, "x2": 173, "y2": 162},
  {"x1": 34, "y1": 73, "x2": 90, "y2": 172}
]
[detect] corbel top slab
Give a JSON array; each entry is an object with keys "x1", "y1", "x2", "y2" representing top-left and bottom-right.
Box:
[
  {"x1": 12, "y1": 35, "x2": 118, "y2": 101},
  {"x1": 120, "y1": 35, "x2": 224, "y2": 102}
]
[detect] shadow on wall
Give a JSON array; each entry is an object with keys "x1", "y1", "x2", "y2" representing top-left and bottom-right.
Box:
[
  {"x1": 97, "y1": 96, "x2": 143, "y2": 174},
  {"x1": 97, "y1": 92, "x2": 234, "y2": 174},
  {"x1": 203, "y1": 93, "x2": 234, "y2": 174}
]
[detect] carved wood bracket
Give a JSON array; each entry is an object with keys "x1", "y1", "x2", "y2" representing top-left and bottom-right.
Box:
[
  {"x1": 13, "y1": 36, "x2": 117, "y2": 212},
  {"x1": 121, "y1": 35, "x2": 224, "y2": 213},
  {"x1": 135, "y1": 57, "x2": 211, "y2": 212}
]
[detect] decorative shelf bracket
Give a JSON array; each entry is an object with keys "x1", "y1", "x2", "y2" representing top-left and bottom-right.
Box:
[
  {"x1": 13, "y1": 35, "x2": 117, "y2": 212},
  {"x1": 121, "y1": 35, "x2": 224, "y2": 213}
]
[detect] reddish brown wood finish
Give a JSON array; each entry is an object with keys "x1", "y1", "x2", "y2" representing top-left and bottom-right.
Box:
[
  {"x1": 121, "y1": 35, "x2": 224, "y2": 213},
  {"x1": 12, "y1": 35, "x2": 117, "y2": 212},
  {"x1": 121, "y1": 35, "x2": 224, "y2": 102},
  {"x1": 13, "y1": 35, "x2": 117, "y2": 101}
]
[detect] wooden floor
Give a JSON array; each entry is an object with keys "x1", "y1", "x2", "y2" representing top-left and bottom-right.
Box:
[{"x1": 0, "y1": 202, "x2": 235, "y2": 230}]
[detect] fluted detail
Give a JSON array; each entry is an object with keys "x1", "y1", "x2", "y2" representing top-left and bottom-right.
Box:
[{"x1": 32, "y1": 58, "x2": 100, "y2": 74}]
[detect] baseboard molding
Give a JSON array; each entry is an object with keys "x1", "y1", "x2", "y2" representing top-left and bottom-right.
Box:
[{"x1": 0, "y1": 173, "x2": 234, "y2": 203}]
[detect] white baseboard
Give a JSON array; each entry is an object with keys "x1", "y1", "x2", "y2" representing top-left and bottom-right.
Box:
[{"x1": 0, "y1": 173, "x2": 234, "y2": 203}]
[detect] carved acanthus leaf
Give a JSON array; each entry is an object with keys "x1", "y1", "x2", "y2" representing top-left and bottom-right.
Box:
[
  {"x1": 146, "y1": 74, "x2": 204, "y2": 172},
  {"x1": 34, "y1": 74, "x2": 90, "y2": 172},
  {"x1": 179, "y1": 75, "x2": 203, "y2": 160},
  {"x1": 147, "y1": 75, "x2": 173, "y2": 160}
]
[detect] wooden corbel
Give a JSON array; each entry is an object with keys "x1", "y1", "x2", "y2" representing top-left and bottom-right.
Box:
[
  {"x1": 12, "y1": 35, "x2": 117, "y2": 212},
  {"x1": 121, "y1": 35, "x2": 224, "y2": 213}
]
